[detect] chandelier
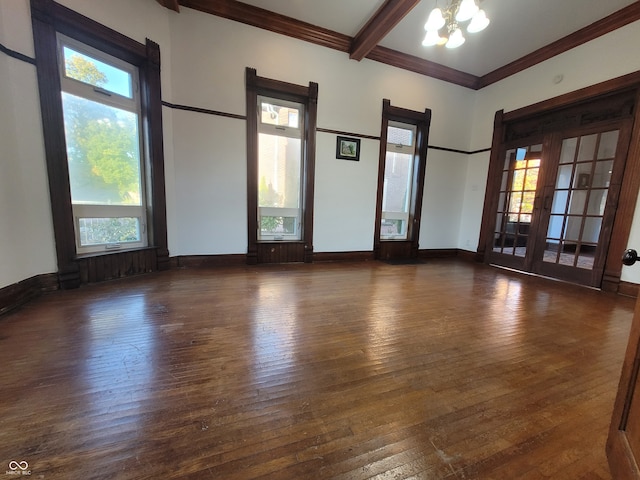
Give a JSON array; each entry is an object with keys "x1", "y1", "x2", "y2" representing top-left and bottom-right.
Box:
[{"x1": 422, "y1": 0, "x2": 489, "y2": 49}]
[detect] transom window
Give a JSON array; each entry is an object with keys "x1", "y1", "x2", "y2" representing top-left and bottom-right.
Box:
[{"x1": 58, "y1": 35, "x2": 147, "y2": 254}]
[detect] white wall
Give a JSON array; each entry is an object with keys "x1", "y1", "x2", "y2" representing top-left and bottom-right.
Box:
[
  {"x1": 0, "y1": 1, "x2": 57, "y2": 288},
  {"x1": 167, "y1": 9, "x2": 474, "y2": 255}
]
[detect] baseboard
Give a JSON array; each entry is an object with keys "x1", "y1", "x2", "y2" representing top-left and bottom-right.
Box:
[
  {"x1": 173, "y1": 254, "x2": 246, "y2": 268},
  {"x1": 618, "y1": 281, "x2": 639, "y2": 298},
  {"x1": 313, "y1": 251, "x2": 375, "y2": 262},
  {"x1": 0, "y1": 273, "x2": 58, "y2": 317}
]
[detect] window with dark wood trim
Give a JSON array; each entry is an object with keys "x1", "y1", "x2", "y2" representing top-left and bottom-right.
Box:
[
  {"x1": 374, "y1": 99, "x2": 431, "y2": 261},
  {"x1": 30, "y1": 0, "x2": 168, "y2": 288},
  {"x1": 245, "y1": 68, "x2": 318, "y2": 264}
]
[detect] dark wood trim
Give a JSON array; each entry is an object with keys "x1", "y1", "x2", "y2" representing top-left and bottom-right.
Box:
[
  {"x1": 0, "y1": 41, "x2": 36, "y2": 65},
  {"x1": 31, "y1": 0, "x2": 79, "y2": 289},
  {"x1": 479, "y1": 2, "x2": 640, "y2": 89},
  {"x1": 173, "y1": 254, "x2": 246, "y2": 268},
  {"x1": 245, "y1": 68, "x2": 259, "y2": 265},
  {"x1": 180, "y1": 0, "x2": 351, "y2": 53},
  {"x1": 503, "y1": 71, "x2": 640, "y2": 123},
  {"x1": 365, "y1": 45, "x2": 480, "y2": 90},
  {"x1": 476, "y1": 110, "x2": 505, "y2": 263},
  {"x1": 604, "y1": 88, "x2": 640, "y2": 292},
  {"x1": 349, "y1": 0, "x2": 421, "y2": 61},
  {"x1": 156, "y1": 0, "x2": 179, "y2": 13},
  {"x1": 145, "y1": 39, "x2": 170, "y2": 271},
  {"x1": 418, "y1": 248, "x2": 459, "y2": 259},
  {"x1": 317, "y1": 128, "x2": 380, "y2": 141},
  {"x1": 313, "y1": 251, "x2": 376, "y2": 263},
  {"x1": 0, "y1": 273, "x2": 58, "y2": 317},
  {"x1": 30, "y1": 0, "x2": 168, "y2": 288},
  {"x1": 619, "y1": 281, "x2": 640, "y2": 299},
  {"x1": 162, "y1": 101, "x2": 246, "y2": 120},
  {"x1": 304, "y1": 81, "x2": 319, "y2": 263}
]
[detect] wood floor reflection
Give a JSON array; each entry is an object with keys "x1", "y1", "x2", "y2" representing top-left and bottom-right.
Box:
[{"x1": 0, "y1": 260, "x2": 634, "y2": 479}]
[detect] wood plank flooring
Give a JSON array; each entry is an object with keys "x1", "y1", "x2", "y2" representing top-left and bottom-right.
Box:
[{"x1": 0, "y1": 259, "x2": 634, "y2": 479}]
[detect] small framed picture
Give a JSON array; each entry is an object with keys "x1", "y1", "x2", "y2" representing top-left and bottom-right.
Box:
[{"x1": 336, "y1": 136, "x2": 360, "y2": 161}]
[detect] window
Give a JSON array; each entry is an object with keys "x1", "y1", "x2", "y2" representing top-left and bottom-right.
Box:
[
  {"x1": 245, "y1": 68, "x2": 318, "y2": 264},
  {"x1": 373, "y1": 100, "x2": 430, "y2": 261},
  {"x1": 380, "y1": 121, "x2": 418, "y2": 240},
  {"x1": 31, "y1": 0, "x2": 167, "y2": 288},
  {"x1": 58, "y1": 36, "x2": 146, "y2": 254},
  {"x1": 257, "y1": 96, "x2": 304, "y2": 241}
]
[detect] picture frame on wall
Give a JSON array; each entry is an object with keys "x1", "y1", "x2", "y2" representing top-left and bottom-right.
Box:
[{"x1": 336, "y1": 136, "x2": 360, "y2": 161}]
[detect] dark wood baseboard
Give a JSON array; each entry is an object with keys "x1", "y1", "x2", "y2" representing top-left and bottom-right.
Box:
[
  {"x1": 0, "y1": 273, "x2": 58, "y2": 317},
  {"x1": 618, "y1": 281, "x2": 639, "y2": 299},
  {"x1": 173, "y1": 254, "x2": 246, "y2": 268},
  {"x1": 313, "y1": 251, "x2": 375, "y2": 263}
]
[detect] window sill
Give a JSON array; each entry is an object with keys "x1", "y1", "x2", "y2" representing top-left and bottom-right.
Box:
[{"x1": 74, "y1": 245, "x2": 157, "y2": 260}]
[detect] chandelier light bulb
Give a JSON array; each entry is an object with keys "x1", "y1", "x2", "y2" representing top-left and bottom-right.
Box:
[
  {"x1": 422, "y1": 30, "x2": 444, "y2": 46},
  {"x1": 455, "y1": 0, "x2": 479, "y2": 23},
  {"x1": 446, "y1": 28, "x2": 465, "y2": 49},
  {"x1": 467, "y1": 9, "x2": 490, "y2": 33},
  {"x1": 424, "y1": 7, "x2": 445, "y2": 31}
]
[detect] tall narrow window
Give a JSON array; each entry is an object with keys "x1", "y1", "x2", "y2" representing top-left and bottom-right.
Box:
[
  {"x1": 381, "y1": 121, "x2": 418, "y2": 240},
  {"x1": 58, "y1": 36, "x2": 146, "y2": 254},
  {"x1": 245, "y1": 68, "x2": 318, "y2": 264},
  {"x1": 257, "y1": 96, "x2": 304, "y2": 241},
  {"x1": 374, "y1": 100, "x2": 431, "y2": 261},
  {"x1": 32, "y1": 0, "x2": 168, "y2": 289}
]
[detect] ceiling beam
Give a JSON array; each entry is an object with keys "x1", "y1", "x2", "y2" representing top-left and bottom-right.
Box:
[
  {"x1": 156, "y1": 0, "x2": 180, "y2": 13},
  {"x1": 350, "y1": 0, "x2": 422, "y2": 61}
]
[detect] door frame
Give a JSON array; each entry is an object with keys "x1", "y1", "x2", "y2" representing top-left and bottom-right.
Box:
[{"x1": 477, "y1": 72, "x2": 640, "y2": 292}]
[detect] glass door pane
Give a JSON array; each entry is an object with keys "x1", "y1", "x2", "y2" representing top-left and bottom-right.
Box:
[
  {"x1": 541, "y1": 130, "x2": 618, "y2": 270},
  {"x1": 492, "y1": 144, "x2": 542, "y2": 259}
]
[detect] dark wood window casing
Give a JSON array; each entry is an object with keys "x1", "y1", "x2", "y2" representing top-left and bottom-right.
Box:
[
  {"x1": 245, "y1": 67, "x2": 318, "y2": 264},
  {"x1": 30, "y1": 0, "x2": 168, "y2": 289},
  {"x1": 374, "y1": 99, "x2": 431, "y2": 261},
  {"x1": 478, "y1": 73, "x2": 640, "y2": 291}
]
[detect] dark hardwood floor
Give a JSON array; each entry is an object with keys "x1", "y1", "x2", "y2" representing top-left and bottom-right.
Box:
[{"x1": 0, "y1": 259, "x2": 634, "y2": 479}]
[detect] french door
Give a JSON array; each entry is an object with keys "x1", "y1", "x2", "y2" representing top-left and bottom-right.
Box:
[{"x1": 487, "y1": 120, "x2": 632, "y2": 287}]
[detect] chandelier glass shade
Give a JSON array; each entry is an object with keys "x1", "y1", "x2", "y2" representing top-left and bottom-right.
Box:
[{"x1": 422, "y1": 0, "x2": 489, "y2": 49}]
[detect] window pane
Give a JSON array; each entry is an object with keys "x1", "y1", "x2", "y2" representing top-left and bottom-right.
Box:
[
  {"x1": 382, "y1": 151, "x2": 413, "y2": 213},
  {"x1": 258, "y1": 134, "x2": 301, "y2": 209},
  {"x1": 577, "y1": 134, "x2": 597, "y2": 161},
  {"x1": 381, "y1": 219, "x2": 407, "y2": 238},
  {"x1": 78, "y1": 217, "x2": 140, "y2": 246},
  {"x1": 560, "y1": 137, "x2": 577, "y2": 164},
  {"x1": 597, "y1": 130, "x2": 619, "y2": 159},
  {"x1": 260, "y1": 216, "x2": 297, "y2": 237},
  {"x1": 63, "y1": 46, "x2": 132, "y2": 98},
  {"x1": 260, "y1": 102, "x2": 299, "y2": 128},
  {"x1": 62, "y1": 92, "x2": 142, "y2": 206},
  {"x1": 387, "y1": 126, "x2": 413, "y2": 146}
]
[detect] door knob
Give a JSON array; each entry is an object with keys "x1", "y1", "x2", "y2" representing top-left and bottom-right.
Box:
[{"x1": 623, "y1": 249, "x2": 639, "y2": 266}]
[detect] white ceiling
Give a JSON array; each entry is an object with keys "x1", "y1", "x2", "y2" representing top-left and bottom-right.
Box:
[{"x1": 236, "y1": 0, "x2": 638, "y2": 77}]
